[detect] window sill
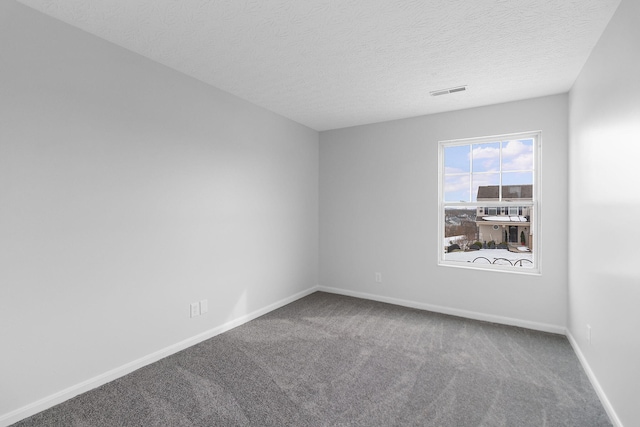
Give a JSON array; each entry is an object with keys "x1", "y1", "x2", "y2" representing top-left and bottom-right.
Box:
[{"x1": 438, "y1": 260, "x2": 541, "y2": 276}]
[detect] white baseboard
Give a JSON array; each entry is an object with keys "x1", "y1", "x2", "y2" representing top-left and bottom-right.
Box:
[
  {"x1": 317, "y1": 286, "x2": 565, "y2": 334},
  {"x1": 0, "y1": 286, "x2": 319, "y2": 427},
  {"x1": 566, "y1": 331, "x2": 622, "y2": 427},
  {"x1": 5, "y1": 286, "x2": 618, "y2": 427},
  {"x1": 318, "y1": 287, "x2": 621, "y2": 425}
]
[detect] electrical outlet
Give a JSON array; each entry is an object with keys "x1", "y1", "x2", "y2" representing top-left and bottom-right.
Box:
[
  {"x1": 190, "y1": 302, "x2": 200, "y2": 318},
  {"x1": 375, "y1": 272, "x2": 382, "y2": 283},
  {"x1": 200, "y1": 299, "x2": 208, "y2": 314},
  {"x1": 587, "y1": 324, "x2": 591, "y2": 344}
]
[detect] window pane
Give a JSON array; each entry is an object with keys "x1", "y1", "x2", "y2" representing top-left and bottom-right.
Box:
[
  {"x1": 444, "y1": 145, "x2": 470, "y2": 174},
  {"x1": 502, "y1": 171, "x2": 533, "y2": 186},
  {"x1": 502, "y1": 172, "x2": 533, "y2": 200},
  {"x1": 442, "y1": 203, "x2": 534, "y2": 269},
  {"x1": 472, "y1": 173, "x2": 499, "y2": 201},
  {"x1": 444, "y1": 175, "x2": 470, "y2": 202},
  {"x1": 472, "y1": 142, "x2": 500, "y2": 173},
  {"x1": 439, "y1": 133, "x2": 538, "y2": 272},
  {"x1": 443, "y1": 206, "x2": 478, "y2": 250},
  {"x1": 502, "y1": 139, "x2": 534, "y2": 172}
]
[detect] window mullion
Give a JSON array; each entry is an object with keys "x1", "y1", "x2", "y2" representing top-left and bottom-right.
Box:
[
  {"x1": 469, "y1": 144, "x2": 473, "y2": 202},
  {"x1": 499, "y1": 141, "x2": 503, "y2": 201}
]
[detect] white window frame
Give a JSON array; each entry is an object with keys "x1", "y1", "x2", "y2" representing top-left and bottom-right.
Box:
[{"x1": 437, "y1": 131, "x2": 541, "y2": 274}]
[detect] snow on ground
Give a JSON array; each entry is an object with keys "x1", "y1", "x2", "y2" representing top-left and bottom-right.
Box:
[
  {"x1": 443, "y1": 235, "x2": 467, "y2": 247},
  {"x1": 444, "y1": 249, "x2": 533, "y2": 267}
]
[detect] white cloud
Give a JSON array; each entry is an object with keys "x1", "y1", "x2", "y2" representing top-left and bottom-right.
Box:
[
  {"x1": 472, "y1": 144, "x2": 500, "y2": 172},
  {"x1": 444, "y1": 175, "x2": 469, "y2": 192},
  {"x1": 472, "y1": 145, "x2": 499, "y2": 160},
  {"x1": 502, "y1": 140, "x2": 533, "y2": 171},
  {"x1": 445, "y1": 166, "x2": 466, "y2": 174},
  {"x1": 502, "y1": 140, "x2": 531, "y2": 157}
]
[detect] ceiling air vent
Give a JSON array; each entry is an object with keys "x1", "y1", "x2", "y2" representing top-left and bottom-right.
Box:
[{"x1": 430, "y1": 85, "x2": 467, "y2": 96}]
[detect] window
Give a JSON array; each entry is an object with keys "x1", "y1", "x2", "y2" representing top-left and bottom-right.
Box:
[{"x1": 438, "y1": 131, "x2": 540, "y2": 273}]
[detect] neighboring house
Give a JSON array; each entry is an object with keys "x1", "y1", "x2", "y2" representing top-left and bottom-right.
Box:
[{"x1": 476, "y1": 185, "x2": 533, "y2": 249}]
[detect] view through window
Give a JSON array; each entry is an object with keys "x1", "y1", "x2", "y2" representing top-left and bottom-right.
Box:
[{"x1": 438, "y1": 132, "x2": 540, "y2": 272}]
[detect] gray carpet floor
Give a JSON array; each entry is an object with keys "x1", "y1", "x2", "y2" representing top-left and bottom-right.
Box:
[{"x1": 13, "y1": 292, "x2": 611, "y2": 426}]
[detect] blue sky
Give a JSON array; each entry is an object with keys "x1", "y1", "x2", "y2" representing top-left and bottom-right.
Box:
[{"x1": 444, "y1": 139, "x2": 534, "y2": 202}]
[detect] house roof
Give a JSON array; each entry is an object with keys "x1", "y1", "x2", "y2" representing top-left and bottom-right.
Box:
[
  {"x1": 480, "y1": 216, "x2": 529, "y2": 222},
  {"x1": 477, "y1": 185, "x2": 532, "y2": 200}
]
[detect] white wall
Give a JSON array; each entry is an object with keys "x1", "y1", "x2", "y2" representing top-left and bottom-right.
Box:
[
  {"x1": 320, "y1": 94, "x2": 568, "y2": 331},
  {"x1": 0, "y1": 1, "x2": 318, "y2": 422},
  {"x1": 568, "y1": 0, "x2": 640, "y2": 425}
]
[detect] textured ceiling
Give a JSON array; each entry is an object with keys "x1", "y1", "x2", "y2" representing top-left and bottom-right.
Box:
[{"x1": 16, "y1": 0, "x2": 621, "y2": 131}]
